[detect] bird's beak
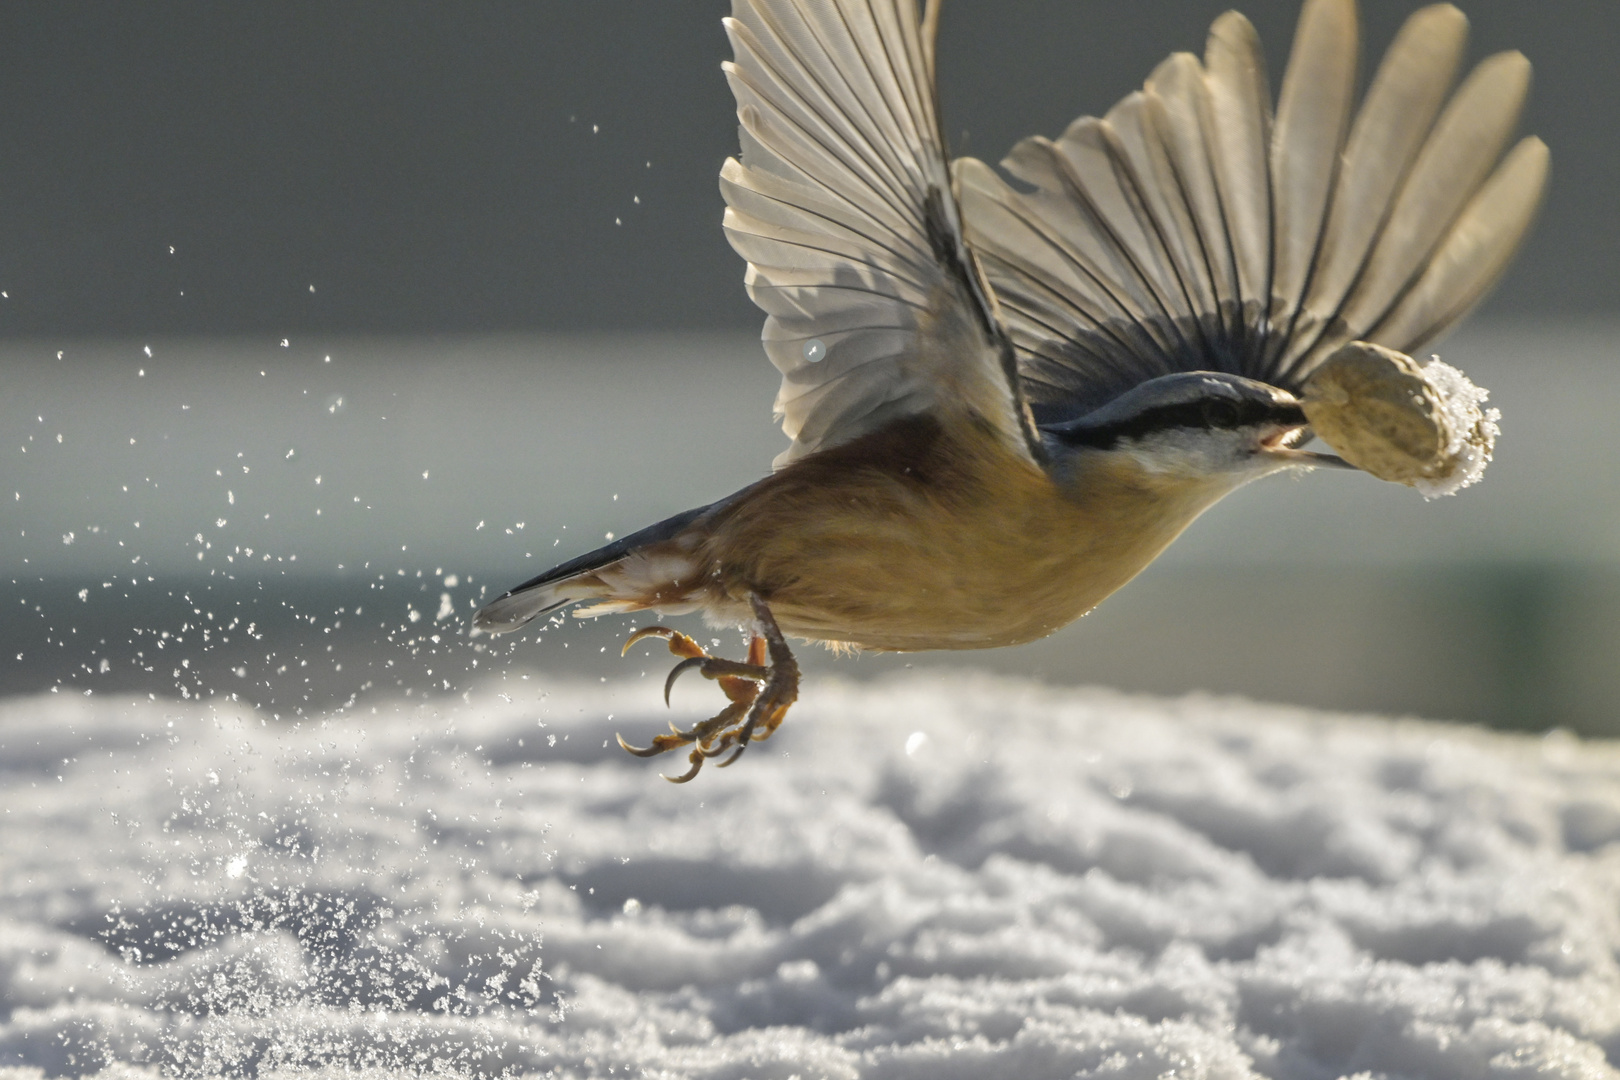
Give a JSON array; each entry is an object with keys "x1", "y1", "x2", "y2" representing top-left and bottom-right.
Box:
[
  {"x1": 1270, "y1": 447, "x2": 1358, "y2": 469},
  {"x1": 1260, "y1": 423, "x2": 1359, "y2": 470}
]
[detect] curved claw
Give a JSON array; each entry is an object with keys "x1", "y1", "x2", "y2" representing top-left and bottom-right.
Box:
[
  {"x1": 622, "y1": 626, "x2": 676, "y2": 656},
  {"x1": 616, "y1": 731, "x2": 665, "y2": 758},
  {"x1": 616, "y1": 592, "x2": 800, "y2": 781},
  {"x1": 661, "y1": 752, "x2": 706, "y2": 784},
  {"x1": 663, "y1": 655, "x2": 709, "y2": 705}
]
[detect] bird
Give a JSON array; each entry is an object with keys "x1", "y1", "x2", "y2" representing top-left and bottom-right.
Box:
[{"x1": 473, "y1": 0, "x2": 1547, "y2": 781}]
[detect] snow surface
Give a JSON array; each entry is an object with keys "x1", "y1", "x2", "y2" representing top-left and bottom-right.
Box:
[{"x1": 2, "y1": 674, "x2": 1619, "y2": 1079}]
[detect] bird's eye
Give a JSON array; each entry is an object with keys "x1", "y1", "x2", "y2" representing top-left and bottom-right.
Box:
[{"x1": 1202, "y1": 399, "x2": 1240, "y2": 428}]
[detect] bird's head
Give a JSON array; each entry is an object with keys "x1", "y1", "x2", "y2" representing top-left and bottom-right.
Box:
[{"x1": 1042, "y1": 372, "x2": 1353, "y2": 488}]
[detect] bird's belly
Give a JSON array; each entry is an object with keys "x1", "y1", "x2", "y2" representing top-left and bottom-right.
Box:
[
  {"x1": 701, "y1": 422, "x2": 1186, "y2": 652},
  {"x1": 758, "y1": 512, "x2": 1123, "y2": 651}
]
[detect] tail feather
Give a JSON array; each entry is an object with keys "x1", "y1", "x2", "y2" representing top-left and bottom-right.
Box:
[{"x1": 471, "y1": 503, "x2": 712, "y2": 635}]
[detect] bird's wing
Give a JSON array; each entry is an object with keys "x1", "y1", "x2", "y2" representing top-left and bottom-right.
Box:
[
  {"x1": 957, "y1": 0, "x2": 1548, "y2": 427},
  {"x1": 721, "y1": 0, "x2": 1041, "y2": 468}
]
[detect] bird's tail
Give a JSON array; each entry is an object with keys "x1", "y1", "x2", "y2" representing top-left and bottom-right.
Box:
[{"x1": 470, "y1": 503, "x2": 711, "y2": 635}]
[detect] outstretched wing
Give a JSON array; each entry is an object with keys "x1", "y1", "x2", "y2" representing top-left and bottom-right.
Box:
[
  {"x1": 957, "y1": 0, "x2": 1549, "y2": 427},
  {"x1": 721, "y1": 0, "x2": 1041, "y2": 468}
]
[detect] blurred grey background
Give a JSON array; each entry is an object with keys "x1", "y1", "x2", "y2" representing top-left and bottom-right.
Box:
[
  {"x1": 0, "y1": 0, "x2": 1611, "y2": 334},
  {"x1": 1, "y1": 3, "x2": 1617, "y2": 734}
]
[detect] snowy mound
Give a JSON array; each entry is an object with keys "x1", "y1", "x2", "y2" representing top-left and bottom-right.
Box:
[{"x1": 2, "y1": 675, "x2": 1618, "y2": 1079}]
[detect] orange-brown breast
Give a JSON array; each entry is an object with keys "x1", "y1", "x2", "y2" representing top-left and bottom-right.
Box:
[{"x1": 688, "y1": 412, "x2": 1229, "y2": 651}]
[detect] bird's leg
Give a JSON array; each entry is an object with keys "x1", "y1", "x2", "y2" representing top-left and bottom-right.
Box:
[
  {"x1": 616, "y1": 593, "x2": 799, "y2": 782},
  {"x1": 710, "y1": 594, "x2": 799, "y2": 769}
]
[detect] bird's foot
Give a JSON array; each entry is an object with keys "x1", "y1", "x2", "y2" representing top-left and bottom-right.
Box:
[{"x1": 617, "y1": 594, "x2": 799, "y2": 782}]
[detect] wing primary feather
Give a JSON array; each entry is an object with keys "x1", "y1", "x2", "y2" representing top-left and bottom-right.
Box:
[
  {"x1": 1267, "y1": 0, "x2": 1359, "y2": 369},
  {"x1": 1202, "y1": 11, "x2": 1274, "y2": 348},
  {"x1": 1102, "y1": 96, "x2": 1218, "y2": 363},
  {"x1": 1281, "y1": 3, "x2": 1469, "y2": 372},
  {"x1": 994, "y1": 131, "x2": 1189, "y2": 362},
  {"x1": 1145, "y1": 54, "x2": 1243, "y2": 353},
  {"x1": 819, "y1": 1, "x2": 931, "y2": 202},
  {"x1": 958, "y1": 156, "x2": 1180, "y2": 369},
  {"x1": 866, "y1": 0, "x2": 1010, "y2": 358},
  {"x1": 1309, "y1": 49, "x2": 1531, "y2": 375},
  {"x1": 720, "y1": 167, "x2": 932, "y2": 288},
  {"x1": 726, "y1": 18, "x2": 925, "y2": 241},
  {"x1": 921, "y1": 0, "x2": 942, "y2": 88},
  {"x1": 1367, "y1": 135, "x2": 1548, "y2": 351}
]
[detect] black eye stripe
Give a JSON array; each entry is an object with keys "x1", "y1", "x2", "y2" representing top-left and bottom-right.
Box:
[
  {"x1": 1202, "y1": 399, "x2": 1240, "y2": 427},
  {"x1": 1057, "y1": 398, "x2": 1305, "y2": 450}
]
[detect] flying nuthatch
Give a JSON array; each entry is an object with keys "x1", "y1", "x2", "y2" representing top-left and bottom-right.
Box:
[{"x1": 474, "y1": 0, "x2": 1547, "y2": 780}]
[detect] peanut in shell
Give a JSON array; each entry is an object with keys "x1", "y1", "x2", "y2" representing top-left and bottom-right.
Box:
[{"x1": 1301, "y1": 340, "x2": 1497, "y2": 497}]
